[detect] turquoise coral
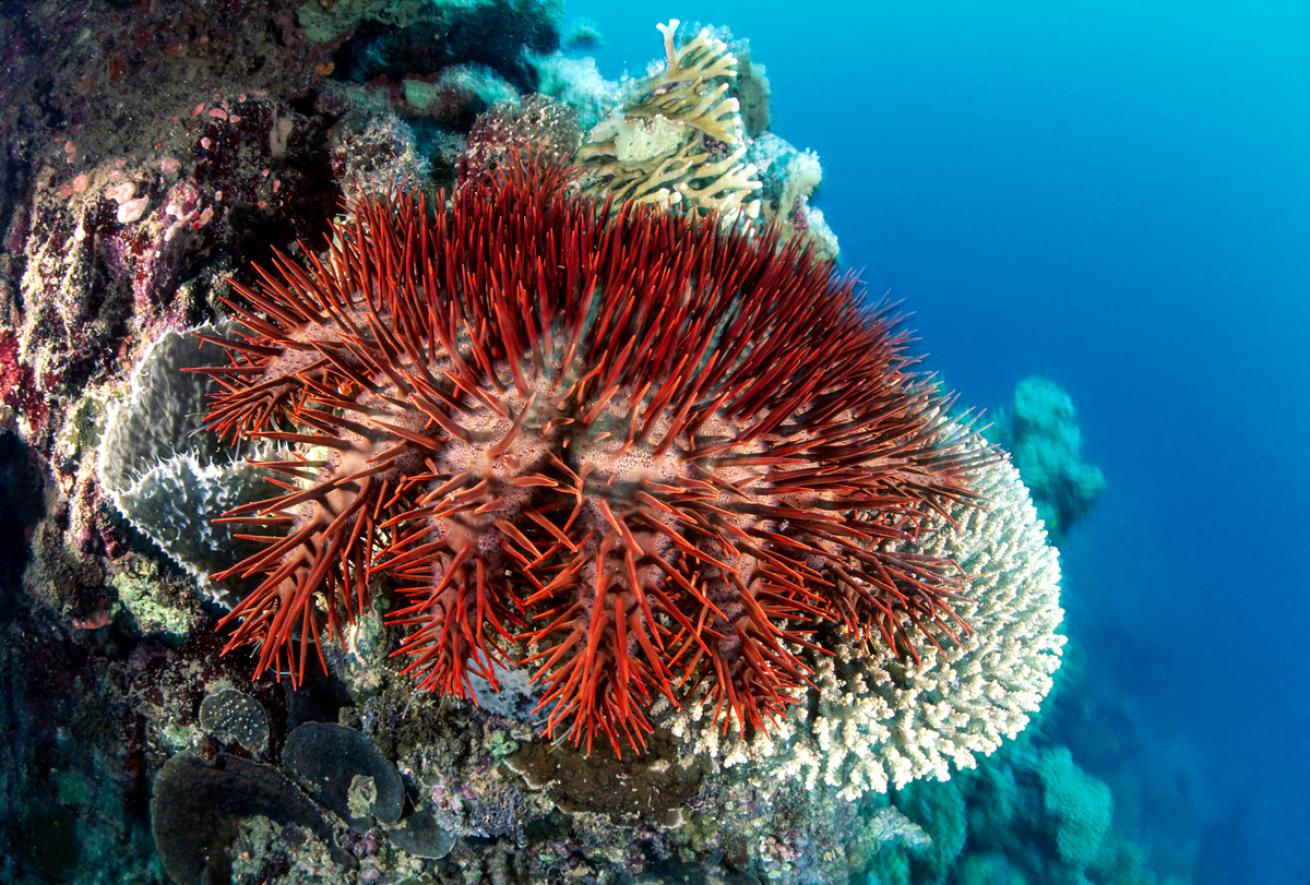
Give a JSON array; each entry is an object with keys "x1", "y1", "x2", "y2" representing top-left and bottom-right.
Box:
[
  {"x1": 1040, "y1": 745, "x2": 1114, "y2": 871},
  {"x1": 1003, "y1": 377, "x2": 1105, "y2": 539}
]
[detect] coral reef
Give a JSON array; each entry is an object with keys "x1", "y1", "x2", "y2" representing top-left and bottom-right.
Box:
[
  {"x1": 997, "y1": 377, "x2": 1106, "y2": 540},
  {"x1": 0, "y1": 2, "x2": 1155, "y2": 882}
]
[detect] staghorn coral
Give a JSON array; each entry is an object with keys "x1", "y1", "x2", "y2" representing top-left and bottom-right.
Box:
[
  {"x1": 196, "y1": 157, "x2": 990, "y2": 758},
  {"x1": 575, "y1": 20, "x2": 763, "y2": 223},
  {"x1": 665, "y1": 455, "x2": 1064, "y2": 799}
]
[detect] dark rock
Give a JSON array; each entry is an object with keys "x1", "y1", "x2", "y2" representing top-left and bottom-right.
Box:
[
  {"x1": 284, "y1": 667, "x2": 350, "y2": 731},
  {"x1": 8, "y1": 801, "x2": 80, "y2": 882},
  {"x1": 0, "y1": 431, "x2": 42, "y2": 620}
]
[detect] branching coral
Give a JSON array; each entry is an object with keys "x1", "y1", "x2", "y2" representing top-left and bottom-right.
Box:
[
  {"x1": 197, "y1": 158, "x2": 990, "y2": 756},
  {"x1": 667, "y1": 454, "x2": 1064, "y2": 798},
  {"x1": 575, "y1": 20, "x2": 763, "y2": 223}
]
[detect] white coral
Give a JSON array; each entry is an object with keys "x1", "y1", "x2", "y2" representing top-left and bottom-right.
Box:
[{"x1": 663, "y1": 450, "x2": 1065, "y2": 800}]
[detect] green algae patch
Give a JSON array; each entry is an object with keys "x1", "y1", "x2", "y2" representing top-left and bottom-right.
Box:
[{"x1": 108, "y1": 554, "x2": 199, "y2": 643}]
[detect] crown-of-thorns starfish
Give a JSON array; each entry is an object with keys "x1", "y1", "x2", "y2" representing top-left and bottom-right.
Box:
[{"x1": 195, "y1": 158, "x2": 991, "y2": 756}]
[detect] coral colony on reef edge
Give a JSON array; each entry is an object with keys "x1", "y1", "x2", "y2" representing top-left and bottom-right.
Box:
[{"x1": 197, "y1": 156, "x2": 991, "y2": 758}]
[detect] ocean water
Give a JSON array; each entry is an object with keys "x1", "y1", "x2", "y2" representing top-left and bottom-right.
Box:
[{"x1": 572, "y1": 2, "x2": 1310, "y2": 882}]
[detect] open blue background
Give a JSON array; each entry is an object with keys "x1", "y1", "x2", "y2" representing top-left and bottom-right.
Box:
[{"x1": 567, "y1": 2, "x2": 1310, "y2": 882}]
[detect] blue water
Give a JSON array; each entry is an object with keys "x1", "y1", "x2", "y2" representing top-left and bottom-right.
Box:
[{"x1": 571, "y1": 3, "x2": 1310, "y2": 882}]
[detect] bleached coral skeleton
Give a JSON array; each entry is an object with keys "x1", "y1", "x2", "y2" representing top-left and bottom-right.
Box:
[{"x1": 662, "y1": 451, "x2": 1065, "y2": 801}]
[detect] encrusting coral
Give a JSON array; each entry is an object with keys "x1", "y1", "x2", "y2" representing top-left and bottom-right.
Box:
[{"x1": 195, "y1": 156, "x2": 992, "y2": 759}]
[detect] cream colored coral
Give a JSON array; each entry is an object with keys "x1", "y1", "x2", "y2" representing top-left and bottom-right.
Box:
[
  {"x1": 575, "y1": 21, "x2": 762, "y2": 224},
  {"x1": 637, "y1": 19, "x2": 743, "y2": 144},
  {"x1": 662, "y1": 450, "x2": 1065, "y2": 801},
  {"x1": 579, "y1": 134, "x2": 762, "y2": 222}
]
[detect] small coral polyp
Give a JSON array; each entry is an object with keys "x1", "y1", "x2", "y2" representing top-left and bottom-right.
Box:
[{"x1": 199, "y1": 159, "x2": 988, "y2": 756}]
